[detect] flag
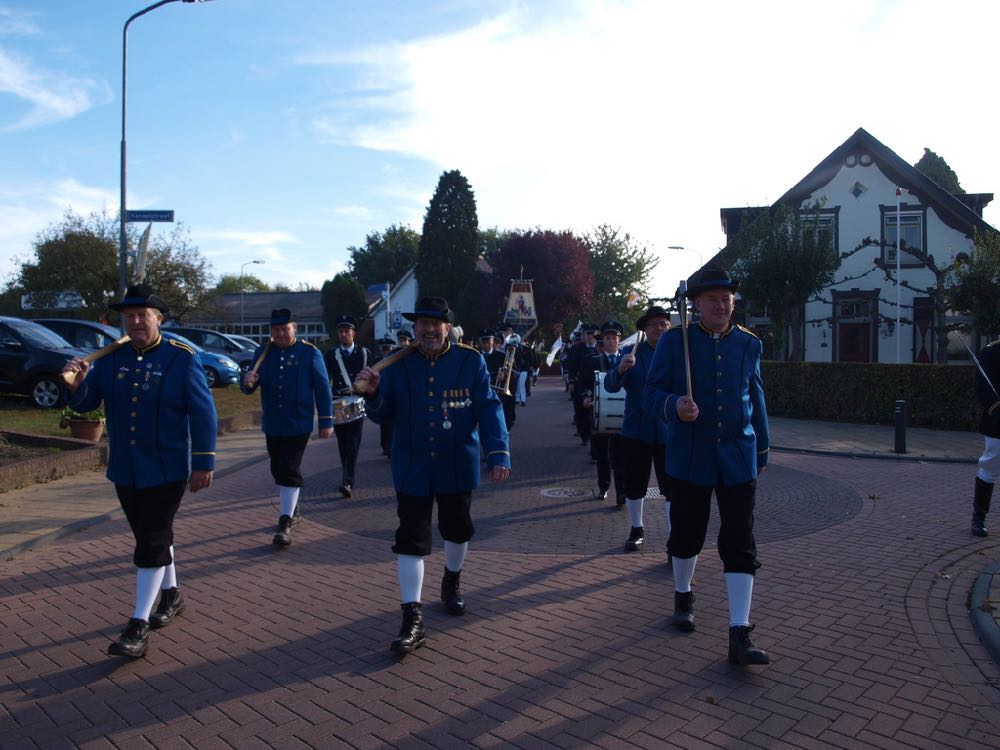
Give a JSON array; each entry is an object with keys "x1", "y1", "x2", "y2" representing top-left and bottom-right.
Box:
[
  {"x1": 626, "y1": 289, "x2": 641, "y2": 308},
  {"x1": 546, "y1": 336, "x2": 563, "y2": 367}
]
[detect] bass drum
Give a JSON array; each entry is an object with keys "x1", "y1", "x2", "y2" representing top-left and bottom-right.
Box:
[{"x1": 592, "y1": 371, "x2": 626, "y2": 435}]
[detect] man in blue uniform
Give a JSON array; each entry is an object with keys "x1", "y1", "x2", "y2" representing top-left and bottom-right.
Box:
[
  {"x1": 580, "y1": 321, "x2": 627, "y2": 504},
  {"x1": 643, "y1": 267, "x2": 771, "y2": 666},
  {"x1": 356, "y1": 297, "x2": 511, "y2": 655},
  {"x1": 564, "y1": 324, "x2": 599, "y2": 445},
  {"x1": 971, "y1": 339, "x2": 1000, "y2": 536},
  {"x1": 62, "y1": 284, "x2": 217, "y2": 659},
  {"x1": 603, "y1": 306, "x2": 671, "y2": 552},
  {"x1": 323, "y1": 315, "x2": 372, "y2": 497},
  {"x1": 242, "y1": 309, "x2": 333, "y2": 547}
]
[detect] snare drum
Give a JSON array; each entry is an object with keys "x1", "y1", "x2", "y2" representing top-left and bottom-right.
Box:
[
  {"x1": 333, "y1": 395, "x2": 366, "y2": 424},
  {"x1": 592, "y1": 371, "x2": 626, "y2": 435}
]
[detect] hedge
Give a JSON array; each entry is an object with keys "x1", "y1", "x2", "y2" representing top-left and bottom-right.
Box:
[{"x1": 762, "y1": 361, "x2": 978, "y2": 431}]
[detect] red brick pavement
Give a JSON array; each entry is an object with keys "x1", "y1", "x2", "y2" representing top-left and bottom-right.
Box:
[{"x1": 1, "y1": 380, "x2": 999, "y2": 749}]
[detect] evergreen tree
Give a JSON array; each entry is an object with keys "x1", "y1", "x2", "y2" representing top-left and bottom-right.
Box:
[
  {"x1": 914, "y1": 147, "x2": 964, "y2": 194},
  {"x1": 416, "y1": 170, "x2": 480, "y2": 324},
  {"x1": 949, "y1": 229, "x2": 1000, "y2": 336},
  {"x1": 320, "y1": 273, "x2": 368, "y2": 336}
]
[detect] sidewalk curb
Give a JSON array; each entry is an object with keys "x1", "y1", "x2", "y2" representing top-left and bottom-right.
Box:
[
  {"x1": 771, "y1": 445, "x2": 977, "y2": 464},
  {"x1": 970, "y1": 560, "x2": 1000, "y2": 667}
]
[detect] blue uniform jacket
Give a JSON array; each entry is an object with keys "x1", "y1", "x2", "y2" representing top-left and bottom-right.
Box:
[
  {"x1": 241, "y1": 339, "x2": 334, "y2": 436},
  {"x1": 604, "y1": 341, "x2": 668, "y2": 444},
  {"x1": 69, "y1": 336, "x2": 217, "y2": 489},
  {"x1": 643, "y1": 322, "x2": 769, "y2": 487},
  {"x1": 364, "y1": 342, "x2": 511, "y2": 495}
]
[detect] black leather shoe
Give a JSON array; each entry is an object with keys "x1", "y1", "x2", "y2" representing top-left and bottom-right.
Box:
[
  {"x1": 273, "y1": 514, "x2": 292, "y2": 546},
  {"x1": 441, "y1": 568, "x2": 466, "y2": 615},
  {"x1": 625, "y1": 526, "x2": 644, "y2": 552},
  {"x1": 672, "y1": 590, "x2": 695, "y2": 632},
  {"x1": 972, "y1": 513, "x2": 988, "y2": 537},
  {"x1": 390, "y1": 602, "x2": 426, "y2": 654},
  {"x1": 729, "y1": 624, "x2": 770, "y2": 665},
  {"x1": 108, "y1": 618, "x2": 149, "y2": 658},
  {"x1": 597, "y1": 487, "x2": 608, "y2": 500},
  {"x1": 149, "y1": 587, "x2": 185, "y2": 629},
  {"x1": 339, "y1": 483, "x2": 353, "y2": 498}
]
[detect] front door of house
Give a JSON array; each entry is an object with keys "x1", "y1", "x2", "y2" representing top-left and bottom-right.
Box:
[{"x1": 838, "y1": 323, "x2": 870, "y2": 362}]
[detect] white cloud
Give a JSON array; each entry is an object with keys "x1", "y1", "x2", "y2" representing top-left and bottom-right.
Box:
[
  {"x1": 0, "y1": 46, "x2": 109, "y2": 132},
  {"x1": 0, "y1": 7, "x2": 38, "y2": 36}
]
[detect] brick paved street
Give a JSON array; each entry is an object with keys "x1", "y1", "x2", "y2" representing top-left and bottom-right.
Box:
[{"x1": 2, "y1": 379, "x2": 999, "y2": 749}]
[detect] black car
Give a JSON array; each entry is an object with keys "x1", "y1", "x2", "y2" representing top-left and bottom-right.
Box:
[{"x1": 0, "y1": 316, "x2": 88, "y2": 408}]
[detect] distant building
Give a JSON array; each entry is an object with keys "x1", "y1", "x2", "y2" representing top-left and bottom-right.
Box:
[
  {"x1": 186, "y1": 291, "x2": 327, "y2": 346},
  {"x1": 367, "y1": 267, "x2": 419, "y2": 341}
]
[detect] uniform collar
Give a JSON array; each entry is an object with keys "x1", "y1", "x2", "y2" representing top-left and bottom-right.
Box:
[
  {"x1": 418, "y1": 341, "x2": 451, "y2": 361},
  {"x1": 131, "y1": 335, "x2": 163, "y2": 355},
  {"x1": 697, "y1": 321, "x2": 734, "y2": 339},
  {"x1": 277, "y1": 336, "x2": 298, "y2": 350}
]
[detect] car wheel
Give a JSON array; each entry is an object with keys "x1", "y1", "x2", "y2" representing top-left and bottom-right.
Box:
[
  {"x1": 203, "y1": 367, "x2": 219, "y2": 388},
  {"x1": 32, "y1": 375, "x2": 65, "y2": 409}
]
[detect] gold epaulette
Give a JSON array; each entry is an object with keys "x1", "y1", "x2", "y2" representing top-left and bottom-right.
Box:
[
  {"x1": 167, "y1": 339, "x2": 195, "y2": 355},
  {"x1": 735, "y1": 324, "x2": 761, "y2": 340},
  {"x1": 457, "y1": 342, "x2": 479, "y2": 353},
  {"x1": 301, "y1": 340, "x2": 317, "y2": 348}
]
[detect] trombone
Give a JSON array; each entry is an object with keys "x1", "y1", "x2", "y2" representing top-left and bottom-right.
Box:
[{"x1": 492, "y1": 333, "x2": 520, "y2": 397}]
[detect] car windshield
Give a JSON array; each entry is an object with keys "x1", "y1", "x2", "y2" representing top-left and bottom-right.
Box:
[
  {"x1": 161, "y1": 331, "x2": 204, "y2": 352},
  {"x1": 9, "y1": 319, "x2": 75, "y2": 349}
]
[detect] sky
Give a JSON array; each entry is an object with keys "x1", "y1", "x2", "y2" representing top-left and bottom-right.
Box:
[{"x1": 1, "y1": 0, "x2": 999, "y2": 303}]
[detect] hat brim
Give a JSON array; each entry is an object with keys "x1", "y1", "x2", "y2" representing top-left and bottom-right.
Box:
[
  {"x1": 109, "y1": 297, "x2": 168, "y2": 314},
  {"x1": 684, "y1": 280, "x2": 739, "y2": 298},
  {"x1": 636, "y1": 312, "x2": 670, "y2": 330},
  {"x1": 402, "y1": 311, "x2": 454, "y2": 324}
]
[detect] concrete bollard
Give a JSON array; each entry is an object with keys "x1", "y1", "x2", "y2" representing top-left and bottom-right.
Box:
[{"x1": 893, "y1": 400, "x2": 907, "y2": 454}]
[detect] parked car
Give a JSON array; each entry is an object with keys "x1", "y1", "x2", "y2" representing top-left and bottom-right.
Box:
[
  {"x1": 160, "y1": 331, "x2": 241, "y2": 388},
  {"x1": 34, "y1": 319, "x2": 241, "y2": 389},
  {"x1": 163, "y1": 326, "x2": 255, "y2": 371},
  {"x1": 227, "y1": 334, "x2": 263, "y2": 351},
  {"x1": 0, "y1": 316, "x2": 88, "y2": 408}
]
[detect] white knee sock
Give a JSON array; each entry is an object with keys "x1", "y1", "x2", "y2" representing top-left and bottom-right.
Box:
[
  {"x1": 279, "y1": 486, "x2": 300, "y2": 517},
  {"x1": 133, "y1": 566, "x2": 166, "y2": 621},
  {"x1": 397, "y1": 555, "x2": 424, "y2": 604},
  {"x1": 626, "y1": 497, "x2": 644, "y2": 528},
  {"x1": 664, "y1": 500, "x2": 672, "y2": 537},
  {"x1": 161, "y1": 546, "x2": 177, "y2": 589},
  {"x1": 672, "y1": 555, "x2": 698, "y2": 593},
  {"x1": 726, "y1": 572, "x2": 754, "y2": 627},
  {"x1": 444, "y1": 541, "x2": 468, "y2": 573}
]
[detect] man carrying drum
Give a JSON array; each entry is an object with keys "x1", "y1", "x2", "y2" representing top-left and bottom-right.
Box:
[
  {"x1": 323, "y1": 315, "x2": 373, "y2": 498},
  {"x1": 242, "y1": 308, "x2": 334, "y2": 547},
  {"x1": 579, "y1": 321, "x2": 627, "y2": 505},
  {"x1": 355, "y1": 296, "x2": 511, "y2": 656}
]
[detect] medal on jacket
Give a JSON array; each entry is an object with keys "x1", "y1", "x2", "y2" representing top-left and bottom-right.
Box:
[{"x1": 442, "y1": 392, "x2": 452, "y2": 430}]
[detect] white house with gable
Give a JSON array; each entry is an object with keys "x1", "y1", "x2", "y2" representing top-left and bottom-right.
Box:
[{"x1": 718, "y1": 128, "x2": 994, "y2": 363}]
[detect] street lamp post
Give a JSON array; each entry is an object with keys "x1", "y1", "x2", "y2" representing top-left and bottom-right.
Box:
[
  {"x1": 119, "y1": 0, "x2": 213, "y2": 300},
  {"x1": 240, "y1": 260, "x2": 265, "y2": 327}
]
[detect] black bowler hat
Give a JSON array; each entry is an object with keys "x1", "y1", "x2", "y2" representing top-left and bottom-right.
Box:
[
  {"x1": 601, "y1": 320, "x2": 624, "y2": 336},
  {"x1": 403, "y1": 296, "x2": 454, "y2": 323},
  {"x1": 478, "y1": 328, "x2": 495, "y2": 340},
  {"x1": 684, "y1": 266, "x2": 739, "y2": 298},
  {"x1": 270, "y1": 308, "x2": 295, "y2": 325},
  {"x1": 636, "y1": 305, "x2": 670, "y2": 330},
  {"x1": 335, "y1": 314, "x2": 358, "y2": 330},
  {"x1": 109, "y1": 284, "x2": 168, "y2": 314},
  {"x1": 396, "y1": 327, "x2": 413, "y2": 341}
]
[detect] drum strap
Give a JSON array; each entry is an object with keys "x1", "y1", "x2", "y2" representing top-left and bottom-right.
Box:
[{"x1": 334, "y1": 347, "x2": 368, "y2": 393}]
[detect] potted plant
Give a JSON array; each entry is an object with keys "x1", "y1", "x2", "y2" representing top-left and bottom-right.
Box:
[{"x1": 59, "y1": 406, "x2": 105, "y2": 442}]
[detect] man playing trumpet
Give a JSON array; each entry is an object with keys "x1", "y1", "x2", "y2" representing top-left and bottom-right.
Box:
[{"x1": 355, "y1": 296, "x2": 511, "y2": 655}]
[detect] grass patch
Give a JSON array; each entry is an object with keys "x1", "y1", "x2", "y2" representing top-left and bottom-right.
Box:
[{"x1": 1, "y1": 385, "x2": 258, "y2": 437}]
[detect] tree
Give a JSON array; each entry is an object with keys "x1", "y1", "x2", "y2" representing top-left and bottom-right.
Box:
[
  {"x1": 948, "y1": 229, "x2": 1000, "y2": 336},
  {"x1": 320, "y1": 273, "x2": 368, "y2": 336},
  {"x1": 6, "y1": 210, "x2": 213, "y2": 320},
  {"x1": 585, "y1": 225, "x2": 658, "y2": 328},
  {"x1": 416, "y1": 170, "x2": 480, "y2": 324},
  {"x1": 213, "y1": 274, "x2": 269, "y2": 295},
  {"x1": 347, "y1": 224, "x2": 420, "y2": 288},
  {"x1": 726, "y1": 203, "x2": 839, "y2": 361},
  {"x1": 914, "y1": 148, "x2": 964, "y2": 194}
]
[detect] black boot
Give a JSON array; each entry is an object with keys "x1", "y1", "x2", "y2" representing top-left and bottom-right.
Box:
[
  {"x1": 149, "y1": 587, "x2": 185, "y2": 629},
  {"x1": 672, "y1": 590, "x2": 695, "y2": 632},
  {"x1": 625, "y1": 526, "x2": 644, "y2": 552},
  {"x1": 390, "y1": 602, "x2": 426, "y2": 654},
  {"x1": 972, "y1": 478, "x2": 994, "y2": 537},
  {"x1": 729, "y1": 624, "x2": 770, "y2": 665},
  {"x1": 441, "y1": 568, "x2": 466, "y2": 616},
  {"x1": 108, "y1": 618, "x2": 149, "y2": 658},
  {"x1": 273, "y1": 514, "x2": 292, "y2": 547}
]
